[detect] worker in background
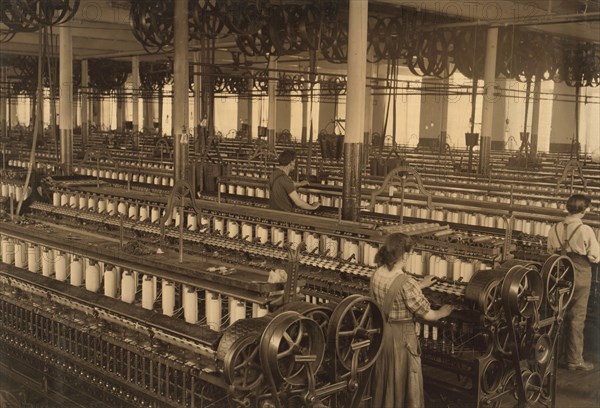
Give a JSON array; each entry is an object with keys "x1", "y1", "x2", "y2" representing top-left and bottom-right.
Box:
[
  {"x1": 269, "y1": 149, "x2": 320, "y2": 212},
  {"x1": 547, "y1": 194, "x2": 600, "y2": 371},
  {"x1": 16, "y1": 173, "x2": 47, "y2": 215},
  {"x1": 370, "y1": 233, "x2": 454, "y2": 407}
]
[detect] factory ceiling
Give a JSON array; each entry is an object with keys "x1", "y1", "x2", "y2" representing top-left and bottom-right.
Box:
[{"x1": 0, "y1": 0, "x2": 598, "y2": 81}]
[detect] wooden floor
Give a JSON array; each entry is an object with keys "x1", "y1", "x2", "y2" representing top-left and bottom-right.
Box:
[
  {"x1": 554, "y1": 318, "x2": 600, "y2": 408},
  {"x1": 556, "y1": 367, "x2": 600, "y2": 408}
]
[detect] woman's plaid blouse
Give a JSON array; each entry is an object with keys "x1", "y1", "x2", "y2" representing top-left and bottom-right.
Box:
[{"x1": 371, "y1": 263, "x2": 431, "y2": 320}]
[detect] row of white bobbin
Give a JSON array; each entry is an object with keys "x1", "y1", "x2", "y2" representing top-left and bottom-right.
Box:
[{"x1": 0, "y1": 235, "x2": 271, "y2": 332}]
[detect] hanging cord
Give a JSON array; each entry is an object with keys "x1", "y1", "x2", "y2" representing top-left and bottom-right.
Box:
[
  {"x1": 504, "y1": 23, "x2": 517, "y2": 135},
  {"x1": 306, "y1": 49, "x2": 316, "y2": 178},
  {"x1": 16, "y1": 28, "x2": 44, "y2": 216},
  {"x1": 573, "y1": 85, "x2": 580, "y2": 161},
  {"x1": 210, "y1": 36, "x2": 217, "y2": 139},
  {"x1": 260, "y1": 53, "x2": 271, "y2": 131},
  {"x1": 47, "y1": 25, "x2": 59, "y2": 159},
  {"x1": 469, "y1": 76, "x2": 477, "y2": 135},
  {"x1": 510, "y1": 23, "x2": 516, "y2": 80},
  {"x1": 469, "y1": 26, "x2": 479, "y2": 135},
  {"x1": 392, "y1": 59, "x2": 398, "y2": 149},
  {"x1": 105, "y1": 95, "x2": 113, "y2": 131},
  {"x1": 380, "y1": 58, "x2": 393, "y2": 157},
  {"x1": 523, "y1": 79, "x2": 532, "y2": 139},
  {"x1": 305, "y1": 4, "x2": 322, "y2": 174},
  {"x1": 472, "y1": 25, "x2": 478, "y2": 80}
]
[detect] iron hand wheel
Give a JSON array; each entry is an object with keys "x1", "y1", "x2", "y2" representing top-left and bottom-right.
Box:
[
  {"x1": 540, "y1": 254, "x2": 574, "y2": 312},
  {"x1": 259, "y1": 311, "x2": 325, "y2": 387},
  {"x1": 223, "y1": 334, "x2": 264, "y2": 391},
  {"x1": 501, "y1": 265, "x2": 543, "y2": 318},
  {"x1": 279, "y1": 301, "x2": 334, "y2": 333},
  {"x1": 327, "y1": 294, "x2": 384, "y2": 373}
]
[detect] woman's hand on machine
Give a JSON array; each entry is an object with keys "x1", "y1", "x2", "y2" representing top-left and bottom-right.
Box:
[{"x1": 419, "y1": 275, "x2": 437, "y2": 289}]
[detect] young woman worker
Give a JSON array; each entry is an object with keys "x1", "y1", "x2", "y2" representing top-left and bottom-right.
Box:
[{"x1": 370, "y1": 233, "x2": 455, "y2": 407}]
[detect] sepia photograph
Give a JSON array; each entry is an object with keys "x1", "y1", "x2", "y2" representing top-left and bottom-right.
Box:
[{"x1": 0, "y1": 1, "x2": 599, "y2": 407}]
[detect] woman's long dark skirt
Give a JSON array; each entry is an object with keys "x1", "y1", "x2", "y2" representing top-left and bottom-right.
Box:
[{"x1": 371, "y1": 321, "x2": 424, "y2": 408}]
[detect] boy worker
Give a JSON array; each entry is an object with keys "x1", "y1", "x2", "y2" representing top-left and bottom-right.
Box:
[{"x1": 547, "y1": 194, "x2": 600, "y2": 371}]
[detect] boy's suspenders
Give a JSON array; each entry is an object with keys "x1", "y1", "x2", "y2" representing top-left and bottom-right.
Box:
[{"x1": 553, "y1": 223, "x2": 583, "y2": 255}]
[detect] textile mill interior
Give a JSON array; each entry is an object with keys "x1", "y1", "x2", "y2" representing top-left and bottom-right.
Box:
[{"x1": 0, "y1": 0, "x2": 600, "y2": 407}]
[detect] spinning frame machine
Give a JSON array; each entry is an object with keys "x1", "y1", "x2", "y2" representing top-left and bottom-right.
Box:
[
  {"x1": 0, "y1": 168, "x2": 580, "y2": 408},
  {"x1": 1, "y1": 131, "x2": 598, "y2": 408},
  {"x1": 6, "y1": 152, "x2": 598, "y2": 260},
  {"x1": 0, "y1": 204, "x2": 383, "y2": 407},
  {"x1": 6, "y1": 142, "x2": 596, "y2": 241},
  {"x1": 1, "y1": 1, "x2": 597, "y2": 405}
]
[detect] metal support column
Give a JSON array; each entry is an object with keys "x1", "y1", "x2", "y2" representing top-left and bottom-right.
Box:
[
  {"x1": 116, "y1": 87, "x2": 124, "y2": 132},
  {"x1": 73, "y1": 88, "x2": 78, "y2": 130},
  {"x1": 0, "y1": 67, "x2": 7, "y2": 138},
  {"x1": 246, "y1": 76, "x2": 253, "y2": 142},
  {"x1": 574, "y1": 85, "x2": 581, "y2": 159},
  {"x1": 276, "y1": 93, "x2": 290, "y2": 138},
  {"x1": 173, "y1": 0, "x2": 190, "y2": 181},
  {"x1": 132, "y1": 56, "x2": 140, "y2": 132},
  {"x1": 29, "y1": 98, "x2": 35, "y2": 128},
  {"x1": 530, "y1": 77, "x2": 541, "y2": 157},
  {"x1": 157, "y1": 87, "x2": 164, "y2": 135},
  {"x1": 491, "y1": 77, "x2": 508, "y2": 150},
  {"x1": 143, "y1": 94, "x2": 153, "y2": 131},
  {"x1": 439, "y1": 75, "x2": 449, "y2": 148},
  {"x1": 363, "y1": 59, "x2": 376, "y2": 156},
  {"x1": 301, "y1": 80, "x2": 309, "y2": 146},
  {"x1": 478, "y1": 27, "x2": 498, "y2": 175},
  {"x1": 59, "y1": 24, "x2": 73, "y2": 175},
  {"x1": 193, "y1": 51, "x2": 202, "y2": 153},
  {"x1": 267, "y1": 59, "x2": 277, "y2": 150},
  {"x1": 9, "y1": 93, "x2": 17, "y2": 129},
  {"x1": 342, "y1": 0, "x2": 368, "y2": 221},
  {"x1": 92, "y1": 96, "x2": 101, "y2": 129},
  {"x1": 201, "y1": 38, "x2": 215, "y2": 148},
  {"x1": 81, "y1": 60, "x2": 89, "y2": 150}
]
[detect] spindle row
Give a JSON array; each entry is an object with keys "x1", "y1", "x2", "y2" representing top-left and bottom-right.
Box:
[
  {"x1": 5, "y1": 159, "x2": 176, "y2": 189},
  {"x1": 0, "y1": 235, "x2": 274, "y2": 332},
  {"x1": 6, "y1": 153, "x2": 598, "y2": 227},
  {"x1": 0, "y1": 182, "x2": 27, "y2": 202},
  {"x1": 73, "y1": 163, "x2": 175, "y2": 188},
  {"x1": 217, "y1": 178, "x2": 580, "y2": 238},
  {"x1": 42, "y1": 187, "x2": 493, "y2": 283}
]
